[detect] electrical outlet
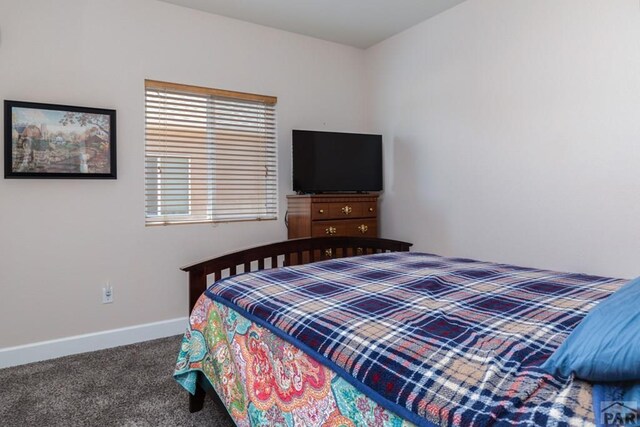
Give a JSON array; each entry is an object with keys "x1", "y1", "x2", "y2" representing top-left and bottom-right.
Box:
[{"x1": 102, "y1": 284, "x2": 113, "y2": 304}]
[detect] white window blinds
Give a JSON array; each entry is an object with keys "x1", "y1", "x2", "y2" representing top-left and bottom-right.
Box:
[{"x1": 144, "y1": 80, "x2": 277, "y2": 226}]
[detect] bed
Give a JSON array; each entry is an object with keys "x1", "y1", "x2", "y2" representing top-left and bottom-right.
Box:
[{"x1": 174, "y1": 237, "x2": 639, "y2": 427}]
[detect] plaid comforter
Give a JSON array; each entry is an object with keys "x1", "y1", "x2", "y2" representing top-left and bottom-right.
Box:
[{"x1": 205, "y1": 252, "x2": 627, "y2": 427}]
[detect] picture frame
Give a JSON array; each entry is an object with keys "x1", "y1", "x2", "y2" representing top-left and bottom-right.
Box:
[{"x1": 4, "y1": 100, "x2": 116, "y2": 179}]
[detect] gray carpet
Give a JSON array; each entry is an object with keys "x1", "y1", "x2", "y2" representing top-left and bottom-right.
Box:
[{"x1": 0, "y1": 336, "x2": 235, "y2": 426}]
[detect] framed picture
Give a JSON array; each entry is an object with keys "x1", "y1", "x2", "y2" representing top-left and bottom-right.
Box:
[{"x1": 4, "y1": 100, "x2": 116, "y2": 179}]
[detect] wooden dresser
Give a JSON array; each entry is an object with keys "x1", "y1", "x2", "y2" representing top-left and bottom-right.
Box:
[{"x1": 286, "y1": 194, "x2": 379, "y2": 239}]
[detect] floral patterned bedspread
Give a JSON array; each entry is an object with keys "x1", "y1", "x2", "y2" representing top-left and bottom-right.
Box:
[{"x1": 174, "y1": 295, "x2": 414, "y2": 427}]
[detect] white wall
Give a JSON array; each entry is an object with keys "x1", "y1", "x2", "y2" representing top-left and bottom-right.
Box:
[
  {"x1": 367, "y1": 0, "x2": 640, "y2": 278},
  {"x1": 0, "y1": 0, "x2": 368, "y2": 348}
]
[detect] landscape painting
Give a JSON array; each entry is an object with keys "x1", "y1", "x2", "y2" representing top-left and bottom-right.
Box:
[{"x1": 4, "y1": 100, "x2": 116, "y2": 178}]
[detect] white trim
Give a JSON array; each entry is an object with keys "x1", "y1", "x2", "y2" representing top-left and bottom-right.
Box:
[{"x1": 0, "y1": 317, "x2": 188, "y2": 369}]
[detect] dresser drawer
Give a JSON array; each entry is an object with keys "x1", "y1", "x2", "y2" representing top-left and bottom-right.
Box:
[
  {"x1": 326, "y1": 202, "x2": 363, "y2": 219},
  {"x1": 311, "y1": 219, "x2": 378, "y2": 237}
]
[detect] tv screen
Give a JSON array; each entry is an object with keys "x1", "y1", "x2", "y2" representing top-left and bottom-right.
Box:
[{"x1": 292, "y1": 130, "x2": 382, "y2": 193}]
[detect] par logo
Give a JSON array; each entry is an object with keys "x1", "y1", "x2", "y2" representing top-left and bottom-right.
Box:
[{"x1": 601, "y1": 401, "x2": 640, "y2": 426}]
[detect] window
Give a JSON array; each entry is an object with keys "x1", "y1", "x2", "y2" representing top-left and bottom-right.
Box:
[{"x1": 144, "y1": 80, "x2": 277, "y2": 226}]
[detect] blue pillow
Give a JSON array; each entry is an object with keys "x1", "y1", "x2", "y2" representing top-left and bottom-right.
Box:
[{"x1": 541, "y1": 276, "x2": 640, "y2": 381}]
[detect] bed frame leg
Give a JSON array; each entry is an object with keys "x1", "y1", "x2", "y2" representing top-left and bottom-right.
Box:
[{"x1": 189, "y1": 384, "x2": 206, "y2": 413}]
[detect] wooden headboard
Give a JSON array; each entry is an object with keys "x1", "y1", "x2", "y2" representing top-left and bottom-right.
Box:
[{"x1": 181, "y1": 236, "x2": 413, "y2": 312}]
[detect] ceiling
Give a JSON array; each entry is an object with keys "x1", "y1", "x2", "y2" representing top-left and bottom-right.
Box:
[{"x1": 158, "y1": 0, "x2": 467, "y2": 49}]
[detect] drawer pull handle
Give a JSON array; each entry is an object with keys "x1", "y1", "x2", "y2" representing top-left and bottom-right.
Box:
[
  {"x1": 324, "y1": 248, "x2": 333, "y2": 258},
  {"x1": 341, "y1": 205, "x2": 352, "y2": 215},
  {"x1": 319, "y1": 209, "x2": 324, "y2": 214},
  {"x1": 368, "y1": 207, "x2": 374, "y2": 212},
  {"x1": 325, "y1": 226, "x2": 337, "y2": 235},
  {"x1": 357, "y1": 224, "x2": 369, "y2": 234}
]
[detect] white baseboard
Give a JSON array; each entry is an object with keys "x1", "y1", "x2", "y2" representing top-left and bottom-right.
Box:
[{"x1": 0, "y1": 317, "x2": 189, "y2": 369}]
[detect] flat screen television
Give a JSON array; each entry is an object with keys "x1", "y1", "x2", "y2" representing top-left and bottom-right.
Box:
[{"x1": 292, "y1": 130, "x2": 382, "y2": 193}]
